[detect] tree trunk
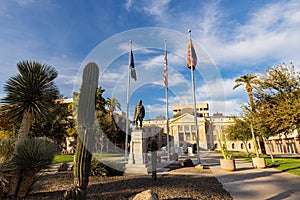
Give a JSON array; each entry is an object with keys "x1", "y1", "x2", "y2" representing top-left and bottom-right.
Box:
[
  {"x1": 7, "y1": 167, "x2": 21, "y2": 198},
  {"x1": 17, "y1": 111, "x2": 33, "y2": 141},
  {"x1": 250, "y1": 123, "x2": 259, "y2": 157},
  {"x1": 243, "y1": 141, "x2": 250, "y2": 157},
  {"x1": 7, "y1": 111, "x2": 33, "y2": 198},
  {"x1": 264, "y1": 137, "x2": 274, "y2": 162},
  {"x1": 246, "y1": 84, "x2": 255, "y2": 111},
  {"x1": 17, "y1": 169, "x2": 37, "y2": 198}
]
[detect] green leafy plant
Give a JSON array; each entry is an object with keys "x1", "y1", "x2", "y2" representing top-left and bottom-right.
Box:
[
  {"x1": 13, "y1": 137, "x2": 57, "y2": 171},
  {"x1": 217, "y1": 129, "x2": 231, "y2": 160},
  {"x1": 0, "y1": 138, "x2": 15, "y2": 163},
  {"x1": 90, "y1": 157, "x2": 124, "y2": 176},
  {"x1": 12, "y1": 137, "x2": 57, "y2": 197}
]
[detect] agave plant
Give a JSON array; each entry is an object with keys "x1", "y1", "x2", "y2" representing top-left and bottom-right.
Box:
[{"x1": 10, "y1": 137, "x2": 57, "y2": 198}]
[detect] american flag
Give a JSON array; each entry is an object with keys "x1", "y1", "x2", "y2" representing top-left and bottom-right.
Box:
[
  {"x1": 187, "y1": 39, "x2": 197, "y2": 70},
  {"x1": 163, "y1": 51, "x2": 168, "y2": 88}
]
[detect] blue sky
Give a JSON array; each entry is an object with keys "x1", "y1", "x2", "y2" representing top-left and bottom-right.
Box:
[{"x1": 1, "y1": 0, "x2": 300, "y2": 120}]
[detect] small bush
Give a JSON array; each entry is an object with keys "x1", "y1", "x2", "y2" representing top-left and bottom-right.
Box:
[
  {"x1": 90, "y1": 157, "x2": 124, "y2": 176},
  {"x1": 90, "y1": 157, "x2": 107, "y2": 176},
  {"x1": 13, "y1": 137, "x2": 57, "y2": 171},
  {"x1": 0, "y1": 138, "x2": 15, "y2": 163}
]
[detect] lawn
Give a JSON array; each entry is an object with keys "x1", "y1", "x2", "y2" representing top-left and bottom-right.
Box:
[
  {"x1": 53, "y1": 154, "x2": 74, "y2": 164},
  {"x1": 266, "y1": 158, "x2": 300, "y2": 176},
  {"x1": 53, "y1": 153, "x2": 123, "y2": 164},
  {"x1": 229, "y1": 151, "x2": 300, "y2": 176}
]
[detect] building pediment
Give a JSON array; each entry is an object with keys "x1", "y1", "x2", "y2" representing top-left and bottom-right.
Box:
[{"x1": 170, "y1": 113, "x2": 195, "y2": 124}]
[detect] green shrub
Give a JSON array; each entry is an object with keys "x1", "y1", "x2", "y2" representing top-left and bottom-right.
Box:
[
  {"x1": 90, "y1": 157, "x2": 107, "y2": 176},
  {"x1": 10, "y1": 137, "x2": 57, "y2": 197},
  {"x1": 0, "y1": 138, "x2": 15, "y2": 198},
  {"x1": 90, "y1": 157, "x2": 124, "y2": 176},
  {"x1": 0, "y1": 138, "x2": 15, "y2": 163},
  {"x1": 13, "y1": 137, "x2": 57, "y2": 171}
]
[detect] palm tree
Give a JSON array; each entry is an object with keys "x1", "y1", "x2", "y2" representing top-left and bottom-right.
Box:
[
  {"x1": 1, "y1": 60, "x2": 60, "y2": 141},
  {"x1": 233, "y1": 74, "x2": 257, "y2": 111},
  {"x1": 233, "y1": 74, "x2": 260, "y2": 157},
  {"x1": 106, "y1": 98, "x2": 121, "y2": 121}
]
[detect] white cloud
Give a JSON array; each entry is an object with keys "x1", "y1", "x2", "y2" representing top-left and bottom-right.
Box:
[
  {"x1": 124, "y1": 0, "x2": 134, "y2": 11},
  {"x1": 14, "y1": 0, "x2": 35, "y2": 7},
  {"x1": 203, "y1": 1, "x2": 300, "y2": 66},
  {"x1": 141, "y1": 0, "x2": 171, "y2": 17}
]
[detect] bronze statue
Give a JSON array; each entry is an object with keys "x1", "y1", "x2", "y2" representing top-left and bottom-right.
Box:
[{"x1": 133, "y1": 99, "x2": 145, "y2": 128}]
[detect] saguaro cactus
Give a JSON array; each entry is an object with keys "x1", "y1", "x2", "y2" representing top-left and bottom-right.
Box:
[{"x1": 65, "y1": 62, "x2": 99, "y2": 200}]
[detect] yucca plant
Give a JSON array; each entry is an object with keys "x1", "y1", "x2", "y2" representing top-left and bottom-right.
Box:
[{"x1": 11, "y1": 137, "x2": 57, "y2": 198}]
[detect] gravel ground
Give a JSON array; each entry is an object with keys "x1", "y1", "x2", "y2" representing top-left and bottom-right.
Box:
[{"x1": 26, "y1": 167, "x2": 232, "y2": 200}]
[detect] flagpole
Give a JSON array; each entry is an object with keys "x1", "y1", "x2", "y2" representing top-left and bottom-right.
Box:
[
  {"x1": 125, "y1": 40, "x2": 132, "y2": 162},
  {"x1": 164, "y1": 39, "x2": 170, "y2": 160},
  {"x1": 188, "y1": 29, "x2": 200, "y2": 164}
]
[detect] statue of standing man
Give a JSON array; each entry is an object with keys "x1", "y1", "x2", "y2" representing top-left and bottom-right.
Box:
[{"x1": 133, "y1": 99, "x2": 145, "y2": 129}]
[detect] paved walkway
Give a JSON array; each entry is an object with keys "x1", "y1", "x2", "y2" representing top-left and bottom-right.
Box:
[{"x1": 200, "y1": 151, "x2": 300, "y2": 200}]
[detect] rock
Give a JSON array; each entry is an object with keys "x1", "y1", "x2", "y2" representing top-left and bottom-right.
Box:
[
  {"x1": 58, "y1": 162, "x2": 69, "y2": 172},
  {"x1": 131, "y1": 189, "x2": 159, "y2": 200}
]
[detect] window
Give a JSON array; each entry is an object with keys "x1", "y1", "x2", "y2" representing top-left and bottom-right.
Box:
[
  {"x1": 186, "y1": 133, "x2": 191, "y2": 140},
  {"x1": 179, "y1": 126, "x2": 183, "y2": 132},
  {"x1": 191, "y1": 125, "x2": 196, "y2": 131},
  {"x1": 232, "y1": 143, "x2": 235, "y2": 149},
  {"x1": 192, "y1": 133, "x2": 196, "y2": 141},
  {"x1": 179, "y1": 133, "x2": 184, "y2": 141},
  {"x1": 184, "y1": 125, "x2": 190, "y2": 132},
  {"x1": 248, "y1": 143, "x2": 251, "y2": 149},
  {"x1": 241, "y1": 143, "x2": 244, "y2": 149}
]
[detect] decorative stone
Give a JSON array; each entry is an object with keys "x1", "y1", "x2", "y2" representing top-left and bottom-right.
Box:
[{"x1": 131, "y1": 190, "x2": 159, "y2": 200}]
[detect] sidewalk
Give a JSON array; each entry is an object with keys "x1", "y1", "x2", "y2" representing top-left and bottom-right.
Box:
[{"x1": 201, "y1": 151, "x2": 300, "y2": 200}]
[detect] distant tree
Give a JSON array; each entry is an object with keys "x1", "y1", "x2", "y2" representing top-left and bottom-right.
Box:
[
  {"x1": 29, "y1": 102, "x2": 71, "y2": 147},
  {"x1": 254, "y1": 63, "x2": 300, "y2": 134},
  {"x1": 233, "y1": 73, "x2": 260, "y2": 157},
  {"x1": 95, "y1": 89, "x2": 126, "y2": 152},
  {"x1": 233, "y1": 74, "x2": 257, "y2": 111},
  {"x1": 0, "y1": 113, "x2": 13, "y2": 140},
  {"x1": 106, "y1": 98, "x2": 121, "y2": 121},
  {"x1": 1, "y1": 60, "x2": 60, "y2": 141},
  {"x1": 226, "y1": 117, "x2": 252, "y2": 156}
]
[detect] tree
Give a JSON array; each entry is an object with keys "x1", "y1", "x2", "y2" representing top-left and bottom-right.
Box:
[
  {"x1": 250, "y1": 63, "x2": 300, "y2": 161},
  {"x1": 95, "y1": 89, "x2": 126, "y2": 152},
  {"x1": 30, "y1": 102, "x2": 71, "y2": 147},
  {"x1": 226, "y1": 117, "x2": 252, "y2": 156},
  {"x1": 233, "y1": 74, "x2": 257, "y2": 111},
  {"x1": 1, "y1": 60, "x2": 60, "y2": 141},
  {"x1": 106, "y1": 98, "x2": 121, "y2": 121},
  {"x1": 255, "y1": 63, "x2": 300, "y2": 134},
  {"x1": 233, "y1": 73, "x2": 260, "y2": 157}
]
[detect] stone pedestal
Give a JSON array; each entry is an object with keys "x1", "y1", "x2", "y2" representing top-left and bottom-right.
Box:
[{"x1": 125, "y1": 129, "x2": 148, "y2": 174}]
